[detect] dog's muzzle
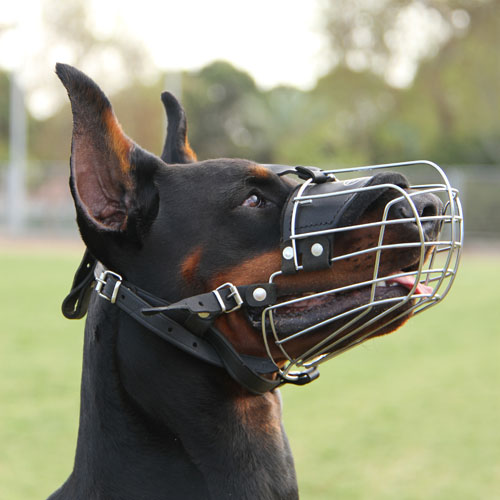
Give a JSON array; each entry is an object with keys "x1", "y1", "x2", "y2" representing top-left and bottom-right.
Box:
[{"x1": 254, "y1": 160, "x2": 463, "y2": 383}]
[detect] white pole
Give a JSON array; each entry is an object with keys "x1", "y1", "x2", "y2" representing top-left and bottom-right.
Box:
[{"x1": 7, "y1": 71, "x2": 26, "y2": 234}]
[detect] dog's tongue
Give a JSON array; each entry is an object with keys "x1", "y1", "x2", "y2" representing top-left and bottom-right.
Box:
[{"x1": 388, "y1": 275, "x2": 433, "y2": 295}]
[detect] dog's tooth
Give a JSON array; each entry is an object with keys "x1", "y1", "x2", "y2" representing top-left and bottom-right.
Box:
[{"x1": 377, "y1": 281, "x2": 388, "y2": 287}]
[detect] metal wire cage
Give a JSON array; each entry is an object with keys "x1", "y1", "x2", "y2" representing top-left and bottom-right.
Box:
[{"x1": 261, "y1": 160, "x2": 463, "y2": 382}]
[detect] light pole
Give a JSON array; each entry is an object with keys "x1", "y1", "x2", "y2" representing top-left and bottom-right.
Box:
[{"x1": 7, "y1": 70, "x2": 26, "y2": 234}]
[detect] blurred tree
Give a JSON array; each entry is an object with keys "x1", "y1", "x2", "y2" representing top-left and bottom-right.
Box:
[
  {"x1": 320, "y1": 0, "x2": 484, "y2": 85},
  {"x1": 371, "y1": 0, "x2": 500, "y2": 164},
  {"x1": 30, "y1": 76, "x2": 167, "y2": 162},
  {"x1": 0, "y1": 0, "x2": 153, "y2": 127},
  {"x1": 41, "y1": 0, "x2": 148, "y2": 74},
  {"x1": 304, "y1": 66, "x2": 396, "y2": 166},
  {"x1": 316, "y1": 0, "x2": 499, "y2": 165},
  {"x1": 25, "y1": 0, "x2": 500, "y2": 168},
  {"x1": 23, "y1": 0, "x2": 152, "y2": 161},
  {"x1": 0, "y1": 71, "x2": 9, "y2": 160},
  {"x1": 261, "y1": 85, "x2": 315, "y2": 165},
  {"x1": 31, "y1": 61, "x2": 281, "y2": 163},
  {"x1": 29, "y1": 107, "x2": 71, "y2": 162},
  {"x1": 182, "y1": 61, "x2": 269, "y2": 161},
  {"x1": 112, "y1": 79, "x2": 166, "y2": 156}
]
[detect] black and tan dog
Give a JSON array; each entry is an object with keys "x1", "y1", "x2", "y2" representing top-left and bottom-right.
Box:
[{"x1": 49, "y1": 64, "x2": 442, "y2": 500}]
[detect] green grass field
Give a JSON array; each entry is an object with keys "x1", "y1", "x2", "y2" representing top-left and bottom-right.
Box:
[{"x1": 0, "y1": 248, "x2": 499, "y2": 499}]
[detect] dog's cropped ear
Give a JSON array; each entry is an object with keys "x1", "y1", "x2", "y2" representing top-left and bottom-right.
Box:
[
  {"x1": 160, "y1": 91, "x2": 197, "y2": 164},
  {"x1": 55, "y1": 63, "x2": 159, "y2": 250}
]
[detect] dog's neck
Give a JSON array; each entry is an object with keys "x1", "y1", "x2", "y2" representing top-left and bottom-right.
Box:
[{"x1": 53, "y1": 296, "x2": 298, "y2": 500}]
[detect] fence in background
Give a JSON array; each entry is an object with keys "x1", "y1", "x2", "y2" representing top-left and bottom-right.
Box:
[{"x1": 0, "y1": 162, "x2": 499, "y2": 244}]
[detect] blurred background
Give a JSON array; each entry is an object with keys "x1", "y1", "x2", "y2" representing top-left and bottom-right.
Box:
[
  {"x1": 0, "y1": 0, "x2": 499, "y2": 239},
  {"x1": 0, "y1": 0, "x2": 499, "y2": 499}
]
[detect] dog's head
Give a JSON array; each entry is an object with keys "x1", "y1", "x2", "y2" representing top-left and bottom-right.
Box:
[{"x1": 56, "y1": 64, "x2": 461, "y2": 380}]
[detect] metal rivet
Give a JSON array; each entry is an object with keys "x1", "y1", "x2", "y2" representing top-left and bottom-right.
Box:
[
  {"x1": 252, "y1": 287, "x2": 267, "y2": 302},
  {"x1": 198, "y1": 312, "x2": 210, "y2": 319},
  {"x1": 282, "y1": 246, "x2": 294, "y2": 260},
  {"x1": 311, "y1": 243, "x2": 324, "y2": 257}
]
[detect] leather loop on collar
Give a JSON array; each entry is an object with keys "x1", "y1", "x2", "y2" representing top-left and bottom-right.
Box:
[{"x1": 62, "y1": 249, "x2": 97, "y2": 319}]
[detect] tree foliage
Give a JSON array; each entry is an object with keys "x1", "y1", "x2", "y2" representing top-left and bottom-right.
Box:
[
  {"x1": 13, "y1": 0, "x2": 500, "y2": 169},
  {"x1": 0, "y1": 71, "x2": 9, "y2": 160},
  {"x1": 370, "y1": 0, "x2": 500, "y2": 164}
]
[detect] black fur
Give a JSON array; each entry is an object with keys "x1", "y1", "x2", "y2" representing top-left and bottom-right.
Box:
[
  {"x1": 50, "y1": 64, "x2": 298, "y2": 500},
  {"x1": 50, "y1": 64, "x2": 441, "y2": 500}
]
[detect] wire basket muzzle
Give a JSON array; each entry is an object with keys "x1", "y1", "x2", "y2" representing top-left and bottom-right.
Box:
[{"x1": 264, "y1": 160, "x2": 463, "y2": 381}]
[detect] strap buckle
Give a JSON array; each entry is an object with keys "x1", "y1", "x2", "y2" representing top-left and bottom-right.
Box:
[
  {"x1": 213, "y1": 282, "x2": 243, "y2": 313},
  {"x1": 95, "y1": 270, "x2": 123, "y2": 304}
]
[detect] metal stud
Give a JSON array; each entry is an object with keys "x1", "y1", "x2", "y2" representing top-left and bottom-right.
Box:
[
  {"x1": 311, "y1": 242, "x2": 324, "y2": 257},
  {"x1": 282, "y1": 246, "x2": 294, "y2": 260},
  {"x1": 252, "y1": 287, "x2": 268, "y2": 302}
]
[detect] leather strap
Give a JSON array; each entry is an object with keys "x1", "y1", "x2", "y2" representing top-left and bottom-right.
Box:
[
  {"x1": 204, "y1": 328, "x2": 281, "y2": 395},
  {"x1": 262, "y1": 164, "x2": 334, "y2": 183},
  {"x1": 142, "y1": 283, "x2": 277, "y2": 316},
  {"x1": 95, "y1": 271, "x2": 281, "y2": 394},
  {"x1": 61, "y1": 249, "x2": 97, "y2": 319},
  {"x1": 63, "y1": 253, "x2": 281, "y2": 394},
  {"x1": 97, "y1": 273, "x2": 223, "y2": 366}
]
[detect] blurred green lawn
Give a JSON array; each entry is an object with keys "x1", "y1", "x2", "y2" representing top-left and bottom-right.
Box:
[{"x1": 0, "y1": 248, "x2": 499, "y2": 500}]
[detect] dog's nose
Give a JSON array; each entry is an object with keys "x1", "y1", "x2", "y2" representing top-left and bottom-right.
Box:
[{"x1": 390, "y1": 192, "x2": 443, "y2": 240}]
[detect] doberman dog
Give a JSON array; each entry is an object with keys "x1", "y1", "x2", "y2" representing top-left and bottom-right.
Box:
[{"x1": 49, "y1": 64, "x2": 458, "y2": 500}]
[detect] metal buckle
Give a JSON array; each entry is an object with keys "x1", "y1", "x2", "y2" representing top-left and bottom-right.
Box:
[
  {"x1": 213, "y1": 282, "x2": 243, "y2": 313},
  {"x1": 95, "y1": 270, "x2": 123, "y2": 304}
]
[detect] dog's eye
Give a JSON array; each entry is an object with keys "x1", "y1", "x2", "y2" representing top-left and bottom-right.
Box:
[{"x1": 242, "y1": 193, "x2": 267, "y2": 208}]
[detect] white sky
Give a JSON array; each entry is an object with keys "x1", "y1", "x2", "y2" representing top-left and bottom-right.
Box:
[
  {"x1": 95, "y1": 0, "x2": 326, "y2": 89},
  {"x1": 0, "y1": 0, "x2": 326, "y2": 118}
]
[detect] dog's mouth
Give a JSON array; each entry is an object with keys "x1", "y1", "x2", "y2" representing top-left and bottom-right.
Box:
[{"x1": 245, "y1": 270, "x2": 433, "y2": 358}]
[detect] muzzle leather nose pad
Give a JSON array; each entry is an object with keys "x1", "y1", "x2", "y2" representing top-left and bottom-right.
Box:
[
  {"x1": 280, "y1": 176, "x2": 373, "y2": 274},
  {"x1": 280, "y1": 171, "x2": 411, "y2": 274}
]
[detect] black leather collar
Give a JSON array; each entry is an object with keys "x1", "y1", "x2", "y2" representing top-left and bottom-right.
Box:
[{"x1": 62, "y1": 249, "x2": 318, "y2": 394}]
